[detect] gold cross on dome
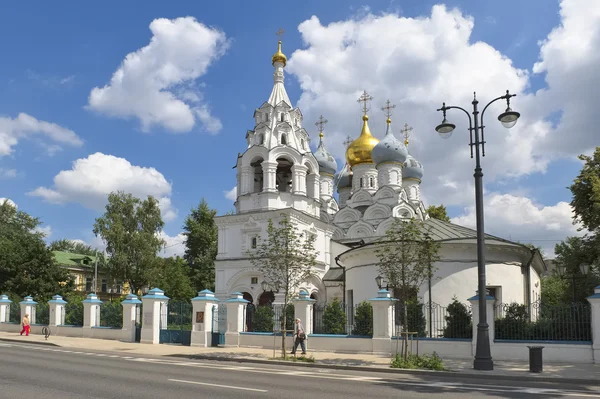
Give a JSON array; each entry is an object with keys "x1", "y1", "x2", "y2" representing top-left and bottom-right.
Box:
[
  {"x1": 276, "y1": 28, "x2": 285, "y2": 39},
  {"x1": 401, "y1": 123, "x2": 413, "y2": 146},
  {"x1": 343, "y1": 135, "x2": 354, "y2": 149},
  {"x1": 357, "y1": 90, "x2": 373, "y2": 115},
  {"x1": 381, "y1": 100, "x2": 396, "y2": 119},
  {"x1": 315, "y1": 115, "x2": 328, "y2": 137}
]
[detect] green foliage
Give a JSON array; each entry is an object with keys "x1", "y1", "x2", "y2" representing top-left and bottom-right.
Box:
[
  {"x1": 406, "y1": 301, "x2": 427, "y2": 337},
  {"x1": 553, "y1": 236, "x2": 600, "y2": 302},
  {"x1": 352, "y1": 301, "x2": 373, "y2": 336},
  {"x1": 183, "y1": 199, "x2": 218, "y2": 292},
  {"x1": 49, "y1": 239, "x2": 98, "y2": 257},
  {"x1": 570, "y1": 147, "x2": 600, "y2": 232},
  {"x1": 36, "y1": 303, "x2": 49, "y2": 325},
  {"x1": 93, "y1": 192, "x2": 165, "y2": 294},
  {"x1": 280, "y1": 304, "x2": 295, "y2": 331},
  {"x1": 252, "y1": 305, "x2": 274, "y2": 332},
  {"x1": 426, "y1": 205, "x2": 450, "y2": 222},
  {"x1": 540, "y1": 275, "x2": 569, "y2": 305},
  {"x1": 0, "y1": 200, "x2": 73, "y2": 300},
  {"x1": 443, "y1": 298, "x2": 472, "y2": 339},
  {"x1": 390, "y1": 352, "x2": 445, "y2": 371},
  {"x1": 323, "y1": 298, "x2": 347, "y2": 334},
  {"x1": 64, "y1": 292, "x2": 85, "y2": 326},
  {"x1": 100, "y1": 298, "x2": 123, "y2": 328},
  {"x1": 148, "y1": 256, "x2": 195, "y2": 301}
]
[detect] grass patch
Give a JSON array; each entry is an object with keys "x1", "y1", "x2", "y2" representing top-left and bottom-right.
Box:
[
  {"x1": 390, "y1": 352, "x2": 445, "y2": 371},
  {"x1": 269, "y1": 355, "x2": 316, "y2": 363}
]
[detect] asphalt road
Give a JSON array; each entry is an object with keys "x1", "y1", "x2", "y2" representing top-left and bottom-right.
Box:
[{"x1": 0, "y1": 342, "x2": 599, "y2": 398}]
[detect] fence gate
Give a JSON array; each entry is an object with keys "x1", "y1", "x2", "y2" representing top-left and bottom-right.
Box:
[
  {"x1": 135, "y1": 304, "x2": 142, "y2": 343},
  {"x1": 159, "y1": 301, "x2": 192, "y2": 346},
  {"x1": 211, "y1": 303, "x2": 227, "y2": 347}
]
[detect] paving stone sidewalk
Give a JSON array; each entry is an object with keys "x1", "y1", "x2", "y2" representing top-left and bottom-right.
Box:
[{"x1": 1, "y1": 332, "x2": 598, "y2": 384}]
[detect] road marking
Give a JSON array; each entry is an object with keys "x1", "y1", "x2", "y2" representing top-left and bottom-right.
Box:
[{"x1": 168, "y1": 378, "x2": 268, "y2": 393}]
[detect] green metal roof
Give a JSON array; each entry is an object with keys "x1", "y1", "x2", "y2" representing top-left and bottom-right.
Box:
[{"x1": 52, "y1": 251, "x2": 97, "y2": 268}]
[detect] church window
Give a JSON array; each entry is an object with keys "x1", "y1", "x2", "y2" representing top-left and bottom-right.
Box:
[
  {"x1": 301, "y1": 139, "x2": 305, "y2": 150},
  {"x1": 370, "y1": 177, "x2": 374, "y2": 187},
  {"x1": 281, "y1": 134, "x2": 287, "y2": 145},
  {"x1": 360, "y1": 178, "x2": 363, "y2": 188},
  {"x1": 251, "y1": 237, "x2": 257, "y2": 249},
  {"x1": 258, "y1": 134, "x2": 264, "y2": 145},
  {"x1": 280, "y1": 113, "x2": 285, "y2": 122},
  {"x1": 251, "y1": 277, "x2": 258, "y2": 285}
]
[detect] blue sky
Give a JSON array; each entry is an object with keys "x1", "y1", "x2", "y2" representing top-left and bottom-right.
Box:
[{"x1": 0, "y1": 0, "x2": 594, "y2": 256}]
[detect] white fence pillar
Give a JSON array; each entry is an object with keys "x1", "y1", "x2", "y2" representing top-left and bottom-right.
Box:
[
  {"x1": 0, "y1": 294, "x2": 11, "y2": 323},
  {"x1": 48, "y1": 295, "x2": 67, "y2": 327},
  {"x1": 83, "y1": 293, "x2": 102, "y2": 328},
  {"x1": 20, "y1": 296, "x2": 38, "y2": 324},
  {"x1": 293, "y1": 290, "x2": 315, "y2": 335},
  {"x1": 224, "y1": 292, "x2": 248, "y2": 347},
  {"x1": 468, "y1": 291, "x2": 495, "y2": 355},
  {"x1": 191, "y1": 290, "x2": 218, "y2": 347},
  {"x1": 587, "y1": 285, "x2": 600, "y2": 363},
  {"x1": 121, "y1": 294, "x2": 142, "y2": 342},
  {"x1": 369, "y1": 289, "x2": 396, "y2": 354},
  {"x1": 141, "y1": 288, "x2": 169, "y2": 344}
]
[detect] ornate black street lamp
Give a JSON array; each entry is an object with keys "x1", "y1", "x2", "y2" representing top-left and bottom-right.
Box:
[
  {"x1": 375, "y1": 275, "x2": 389, "y2": 290},
  {"x1": 435, "y1": 90, "x2": 521, "y2": 371}
]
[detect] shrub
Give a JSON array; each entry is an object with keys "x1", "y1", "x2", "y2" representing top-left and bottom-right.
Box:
[
  {"x1": 391, "y1": 352, "x2": 445, "y2": 371},
  {"x1": 495, "y1": 303, "x2": 530, "y2": 340},
  {"x1": 64, "y1": 293, "x2": 85, "y2": 326},
  {"x1": 253, "y1": 305, "x2": 274, "y2": 332},
  {"x1": 443, "y1": 298, "x2": 472, "y2": 338},
  {"x1": 279, "y1": 303, "x2": 295, "y2": 331},
  {"x1": 100, "y1": 299, "x2": 123, "y2": 328},
  {"x1": 323, "y1": 298, "x2": 346, "y2": 334},
  {"x1": 352, "y1": 301, "x2": 373, "y2": 336}
]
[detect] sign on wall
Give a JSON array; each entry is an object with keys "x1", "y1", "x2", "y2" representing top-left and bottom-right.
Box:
[
  {"x1": 143, "y1": 312, "x2": 153, "y2": 327},
  {"x1": 196, "y1": 311, "x2": 204, "y2": 324}
]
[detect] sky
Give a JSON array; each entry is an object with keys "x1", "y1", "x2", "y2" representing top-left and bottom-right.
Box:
[{"x1": 0, "y1": 0, "x2": 597, "y2": 258}]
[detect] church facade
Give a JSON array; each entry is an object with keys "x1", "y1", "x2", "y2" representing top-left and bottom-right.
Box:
[{"x1": 214, "y1": 40, "x2": 545, "y2": 310}]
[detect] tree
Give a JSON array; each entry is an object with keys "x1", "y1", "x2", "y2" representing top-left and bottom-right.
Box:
[
  {"x1": 148, "y1": 256, "x2": 195, "y2": 301},
  {"x1": 553, "y1": 236, "x2": 599, "y2": 302},
  {"x1": 0, "y1": 200, "x2": 73, "y2": 300},
  {"x1": 249, "y1": 213, "x2": 318, "y2": 357},
  {"x1": 443, "y1": 297, "x2": 472, "y2": 339},
  {"x1": 375, "y1": 217, "x2": 441, "y2": 357},
  {"x1": 93, "y1": 192, "x2": 165, "y2": 295},
  {"x1": 426, "y1": 205, "x2": 450, "y2": 222},
  {"x1": 323, "y1": 298, "x2": 347, "y2": 334},
  {"x1": 183, "y1": 199, "x2": 218, "y2": 292},
  {"x1": 49, "y1": 239, "x2": 97, "y2": 256},
  {"x1": 540, "y1": 275, "x2": 569, "y2": 306},
  {"x1": 569, "y1": 147, "x2": 600, "y2": 232}
]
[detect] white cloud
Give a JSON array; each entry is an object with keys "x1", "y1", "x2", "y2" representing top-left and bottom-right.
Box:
[
  {"x1": 0, "y1": 113, "x2": 82, "y2": 157},
  {"x1": 224, "y1": 186, "x2": 237, "y2": 201},
  {"x1": 158, "y1": 231, "x2": 186, "y2": 258},
  {"x1": 28, "y1": 152, "x2": 177, "y2": 222},
  {"x1": 88, "y1": 16, "x2": 229, "y2": 134},
  {"x1": 34, "y1": 225, "x2": 52, "y2": 239},
  {"x1": 0, "y1": 168, "x2": 17, "y2": 179},
  {"x1": 0, "y1": 197, "x2": 17, "y2": 208},
  {"x1": 451, "y1": 194, "x2": 585, "y2": 257}
]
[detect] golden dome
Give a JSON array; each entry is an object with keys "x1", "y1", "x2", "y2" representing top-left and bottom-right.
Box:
[
  {"x1": 346, "y1": 115, "x2": 380, "y2": 167},
  {"x1": 272, "y1": 40, "x2": 287, "y2": 67}
]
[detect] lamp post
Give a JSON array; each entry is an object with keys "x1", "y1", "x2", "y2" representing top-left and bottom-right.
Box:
[
  {"x1": 435, "y1": 89, "x2": 521, "y2": 371},
  {"x1": 556, "y1": 263, "x2": 590, "y2": 302},
  {"x1": 375, "y1": 275, "x2": 389, "y2": 291}
]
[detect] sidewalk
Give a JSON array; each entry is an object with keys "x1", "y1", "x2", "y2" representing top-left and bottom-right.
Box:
[{"x1": 1, "y1": 332, "x2": 598, "y2": 384}]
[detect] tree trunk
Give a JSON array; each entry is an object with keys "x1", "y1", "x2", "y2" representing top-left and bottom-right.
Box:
[
  {"x1": 403, "y1": 298, "x2": 408, "y2": 360},
  {"x1": 281, "y1": 306, "x2": 287, "y2": 358}
]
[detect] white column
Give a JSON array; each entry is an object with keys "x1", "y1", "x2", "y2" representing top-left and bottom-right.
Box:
[
  {"x1": 307, "y1": 173, "x2": 320, "y2": 200},
  {"x1": 402, "y1": 179, "x2": 421, "y2": 201},
  {"x1": 141, "y1": 288, "x2": 169, "y2": 344},
  {"x1": 83, "y1": 293, "x2": 102, "y2": 328},
  {"x1": 191, "y1": 290, "x2": 218, "y2": 347},
  {"x1": 468, "y1": 291, "x2": 495, "y2": 355},
  {"x1": 48, "y1": 295, "x2": 67, "y2": 327},
  {"x1": 224, "y1": 292, "x2": 249, "y2": 347},
  {"x1": 262, "y1": 161, "x2": 278, "y2": 192},
  {"x1": 291, "y1": 164, "x2": 308, "y2": 195},
  {"x1": 240, "y1": 166, "x2": 253, "y2": 195},
  {"x1": 121, "y1": 294, "x2": 142, "y2": 342},
  {"x1": 369, "y1": 289, "x2": 396, "y2": 354},
  {"x1": 319, "y1": 174, "x2": 334, "y2": 200},
  {"x1": 377, "y1": 162, "x2": 403, "y2": 188},
  {"x1": 0, "y1": 294, "x2": 11, "y2": 323},
  {"x1": 587, "y1": 286, "x2": 600, "y2": 363},
  {"x1": 293, "y1": 290, "x2": 315, "y2": 335},
  {"x1": 20, "y1": 296, "x2": 38, "y2": 324}
]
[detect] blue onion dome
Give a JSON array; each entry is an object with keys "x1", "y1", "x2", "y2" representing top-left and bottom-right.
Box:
[
  {"x1": 372, "y1": 119, "x2": 408, "y2": 165},
  {"x1": 403, "y1": 153, "x2": 424, "y2": 181},
  {"x1": 336, "y1": 168, "x2": 352, "y2": 190},
  {"x1": 314, "y1": 133, "x2": 338, "y2": 176}
]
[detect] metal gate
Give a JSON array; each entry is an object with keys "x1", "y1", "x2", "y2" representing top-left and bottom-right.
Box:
[
  {"x1": 135, "y1": 304, "x2": 142, "y2": 343},
  {"x1": 159, "y1": 300, "x2": 192, "y2": 346},
  {"x1": 211, "y1": 303, "x2": 227, "y2": 347}
]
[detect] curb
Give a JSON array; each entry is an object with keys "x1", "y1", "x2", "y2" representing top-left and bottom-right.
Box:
[
  {"x1": 0, "y1": 337, "x2": 60, "y2": 347},
  {"x1": 171, "y1": 354, "x2": 600, "y2": 386}
]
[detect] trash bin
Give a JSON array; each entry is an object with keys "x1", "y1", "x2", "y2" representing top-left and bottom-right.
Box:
[{"x1": 527, "y1": 346, "x2": 544, "y2": 373}]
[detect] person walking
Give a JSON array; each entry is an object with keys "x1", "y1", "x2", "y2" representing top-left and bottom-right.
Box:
[
  {"x1": 20, "y1": 313, "x2": 30, "y2": 336},
  {"x1": 290, "y1": 318, "x2": 306, "y2": 355}
]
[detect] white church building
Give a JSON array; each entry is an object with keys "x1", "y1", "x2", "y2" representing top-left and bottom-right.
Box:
[{"x1": 214, "y1": 40, "x2": 545, "y2": 310}]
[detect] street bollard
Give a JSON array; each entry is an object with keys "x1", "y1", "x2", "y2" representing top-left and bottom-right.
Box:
[{"x1": 527, "y1": 346, "x2": 544, "y2": 373}]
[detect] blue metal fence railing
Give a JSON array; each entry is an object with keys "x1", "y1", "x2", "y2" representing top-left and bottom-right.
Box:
[
  {"x1": 36, "y1": 303, "x2": 49, "y2": 325},
  {"x1": 100, "y1": 301, "x2": 123, "y2": 328}
]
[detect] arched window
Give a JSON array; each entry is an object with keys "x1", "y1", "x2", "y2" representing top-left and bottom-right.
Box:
[
  {"x1": 301, "y1": 139, "x2": 305, "y2": 150},
  {"x1": 280, "y1": 113, "x2": 285, "y2": 122},
  {"x1": 281, "y1": 134, "x2": 287, "y2": 145},
  {"x1": 360, "y1": 178, "x2": 363, "y2": 188},
  {"x1": 370, "y1": 177, "x2": 374, "y2": 187},
  {"x1": 258, "y1": 134, "x2": 264, "y2": 145}
]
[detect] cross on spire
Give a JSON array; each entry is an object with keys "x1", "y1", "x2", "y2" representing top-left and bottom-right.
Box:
[
  {"x1": 357, "y1": 90, "x2": 373, "y2": 115},
  {"x1": 315, "y1": 115, "x2": 328, "y2": 138},
  {"x1": 276, "y1": 28, "x2": 285, "y2": 39},
  {"x1": 381, "y1": 100, "x2": 396, "y2": 121},
  {"x1": 401, "y1": 123, "x2": 413, "y2": 146},
  {"x1": 343, "y1": 135, "x2": 354, "y2": 149}
]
